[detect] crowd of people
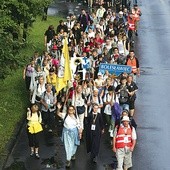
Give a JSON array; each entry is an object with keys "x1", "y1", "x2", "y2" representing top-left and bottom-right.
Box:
[{"x1": 23, "y1": 1, "x2": 141, "y2": 169}]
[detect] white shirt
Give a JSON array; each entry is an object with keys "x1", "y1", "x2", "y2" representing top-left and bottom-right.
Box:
[
  {"x1": 103, "y1": 93, "x2": 115, "y2": 115},
  {"x1": 31, "y1": 83, "x2": 46, "y2": 104},
  {"x1": 88, "y1": 31, "x2": 95, "y2": 38},
  {"x1": 72, "y1": 93, "x2": 85, "y2": 106},
  {"x1": 96, "y1": 8, "x2": 106, "y2": 18},
  {"x1": 61, "y1": 113, "x2": 80, "y2": 129},
  {"x1": 95, "y1": 78, "x2": 104, "y2": 87},
  {"x1": 117, "y1": 40, "x2": 125, "y2": 55}
]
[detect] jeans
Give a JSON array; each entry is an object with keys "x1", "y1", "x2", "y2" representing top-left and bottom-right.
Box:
[
  {"x1": 133, "y1": 0, "x2": 137, "y2": 5},
  {"x1": 120, "y1": 104, "x2": 129, "y2": 112}
]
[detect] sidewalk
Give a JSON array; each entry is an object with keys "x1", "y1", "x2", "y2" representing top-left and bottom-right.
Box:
[
  {"x1": 4, "y1": 123, "x2": 66, "y2": 170},
  {"x1": 4, "y1": 123, "x2": 116, "y2": 170}
]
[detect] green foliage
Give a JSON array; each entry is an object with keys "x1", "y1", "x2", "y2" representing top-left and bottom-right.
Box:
[
  {"x1": 0, "y1": 32, "x2": 25, "y2": 79},
  {"x1": 0, "y1": 16, "x2": 63, "y2": 161},
  {"x1": 0, "y1": 69, "x2": 29, "y2": 153},
  {"x1": 0, "y1": 0, "x2": 53, "y2": 79}
]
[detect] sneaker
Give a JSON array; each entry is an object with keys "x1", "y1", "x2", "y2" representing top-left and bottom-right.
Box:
[
  {"x1": 71, "y1": 155, "x2": 76, "y2": 161},
  {"x1": 35, "y1": 153, "x2": 40, "y2": 159},
  {"x1": 65, "y1": 160, "x2": 71, "y2": 168},
  {"x1": 30, "y1": 152, "x2": 34, "y2": 157},
  {"x1": 48, "y1": 129, "x2": 53, "y2": 132},
  {"x1": 110, "y1": 140, "x2": 113, "y2": 146},
  {"x1": 93, "y1": 157, "x2": 97, "y2": 163}
]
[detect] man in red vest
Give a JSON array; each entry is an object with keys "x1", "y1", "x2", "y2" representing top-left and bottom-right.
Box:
[
  {"x1": 113, "y1": 116, "x2": 137, "y2": 170},
  {"x1": 126, "y1": 50, "x2": 140, "y2": 83},
  {"x1": 127, "y1": 13, "x2": 136, "y2": 45},
  {"x1": 132, "y1": 4, "x2": 142, "y2": 36}
]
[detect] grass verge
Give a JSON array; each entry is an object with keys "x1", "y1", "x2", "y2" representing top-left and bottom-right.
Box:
[{"x1": 0, "y1": 15, "x2": 63, "y2": 165}]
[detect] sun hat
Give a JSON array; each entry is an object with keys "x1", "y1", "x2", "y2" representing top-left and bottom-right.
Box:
[{"x1": 121, "y1": 116, "x2": 130, "y2": 122}]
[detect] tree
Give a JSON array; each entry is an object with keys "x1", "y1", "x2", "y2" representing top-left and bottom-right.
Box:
[{"x1": 0, "y1": 0, "x2": 52, "y2": 79}]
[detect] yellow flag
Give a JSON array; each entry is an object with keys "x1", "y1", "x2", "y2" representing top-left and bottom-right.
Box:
[{"x1": 56, "y1": 38, "x2": 72, "y2": 93}]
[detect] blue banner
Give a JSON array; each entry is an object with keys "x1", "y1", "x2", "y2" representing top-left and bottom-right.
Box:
[{"x1": 99, "y1": 64, "x2": 132, "y2": 76}]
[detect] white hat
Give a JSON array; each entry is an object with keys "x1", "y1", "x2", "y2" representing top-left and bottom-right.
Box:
[
  {"x1": 97, "y1": 72, "x2": 103, "y2": 76},
  {"x1": 93, "y1": 88, "x2": 99, "y2": 92},
  {"x1": 119, "y1": 11, "x2": 123, "y2": 15},
  {"x1": 96, "y1": 24, "x2": 100, "y2": 28},
  {"x1": 121, "y1": 116, "x2": 130, "y2": 122}
]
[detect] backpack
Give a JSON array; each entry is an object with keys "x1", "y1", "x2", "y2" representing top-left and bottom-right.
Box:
[
  {"x1": 111, "y1": 102, "x2": 121, "y2": 121},
  {"x1": 115, "y1": 0, "x2": 121, "y2": 4},
  {"x1": 31, "y1": 111, "x2": 41, "y2": 117},
  {"x1": 27, "y1": 110, "x2": 41, "y2": 124},
  {"x1": 119, "y1": 86, "x2": 129, "y2": 103},
  {"x1": 117, "y1": 54, "x2": 127, "y2": 65},
  {"x1": 89, "y1": 94, "x2": 101, "y2": 105}
]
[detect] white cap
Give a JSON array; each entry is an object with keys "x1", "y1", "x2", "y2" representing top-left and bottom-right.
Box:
[
  {"x1": 97, "y1": 72, "x2": 103, "y2": 76},
  {"x1": 119, "y1": 11, "x2": 123, "y2": 15},
  {"x1": 96, "y1": 24, "x2": 100, "y2": 28},
  {"x1": 121, "y1": 116, "x2": 130, "y2": 122},
  {"x1": 93, "y1": 88, "x2": 99, "y2": 92}
]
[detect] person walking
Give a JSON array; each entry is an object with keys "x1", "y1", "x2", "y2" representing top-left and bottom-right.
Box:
[
  {"x1": 85, "y1": 103, "x2": 104, "y2": 163},
  {"x1": 103, "y1": 86, "x2": 115, "y2": 128},
  {"x1": 113, "y1": 115, "x2": 137, "y2": 170},
  {"x1": 40, "y1": 84, "x2": 57, "y2": 132},
  {"x1": 115, "y1": 76, "x2": 130, "y2": 112},
  {"x1": 31, "y1": 76, "x2": 46, "y2": 105},
  {"x1": 27, "y1": 104, "x2": 43, "y2": 159},
  {"x1": 126, "y1": 74, "x2": 138, "y2": 117},
  {"x1": 78, "y1": 9, "x2": 91, "y2": 32},
  {"x1": 72, "y1": 85, "x2": 86, "y2": 130},
  {"x1": 44, "y1": 25, "x2": 55, "y2": 52},
  {"x1": 57, "y1": 103, "x2": 82, "y2": 168},
  {"x1": 127, "y1": 13, "x2": 136, "y2": 46},
  {"x1": 23, "y1": 60, "x2": 35, "y2": 91},
  {"x1": 126, "y1": 50, "x2": 140, "y2": 83}
]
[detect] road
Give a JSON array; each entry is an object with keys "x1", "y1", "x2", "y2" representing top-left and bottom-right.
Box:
[
  {"x1": 133, "y1": 0, "x2": 170, "y2": 170},
  {"x1": 4, "y1": 0, "x2": 170, "y2": 170}
]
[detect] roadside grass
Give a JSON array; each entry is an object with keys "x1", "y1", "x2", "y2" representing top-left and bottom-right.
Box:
[{"x1": 0, "y1": 15, "x2": 63, "y2": 161}]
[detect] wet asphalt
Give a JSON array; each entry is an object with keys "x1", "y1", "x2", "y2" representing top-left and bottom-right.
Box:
[{"x1": 3, "y1": 0, "x2": 170, "y2": 170}]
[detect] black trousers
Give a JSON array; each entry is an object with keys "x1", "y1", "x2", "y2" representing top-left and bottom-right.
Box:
[
  {"x1": 27, "y1": 127, "x2": 41, "y2": 148},
  {"x1": 25, "y1": 76, "x2": 31, "y2": 90},
  {"x1": 41, "y1": 110, "x2": 55, "y2": 129}
]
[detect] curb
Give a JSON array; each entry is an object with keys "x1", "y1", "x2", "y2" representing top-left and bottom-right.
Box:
[{"x1": 1, "y1": 115, "x2": 26, "y2": 170}]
